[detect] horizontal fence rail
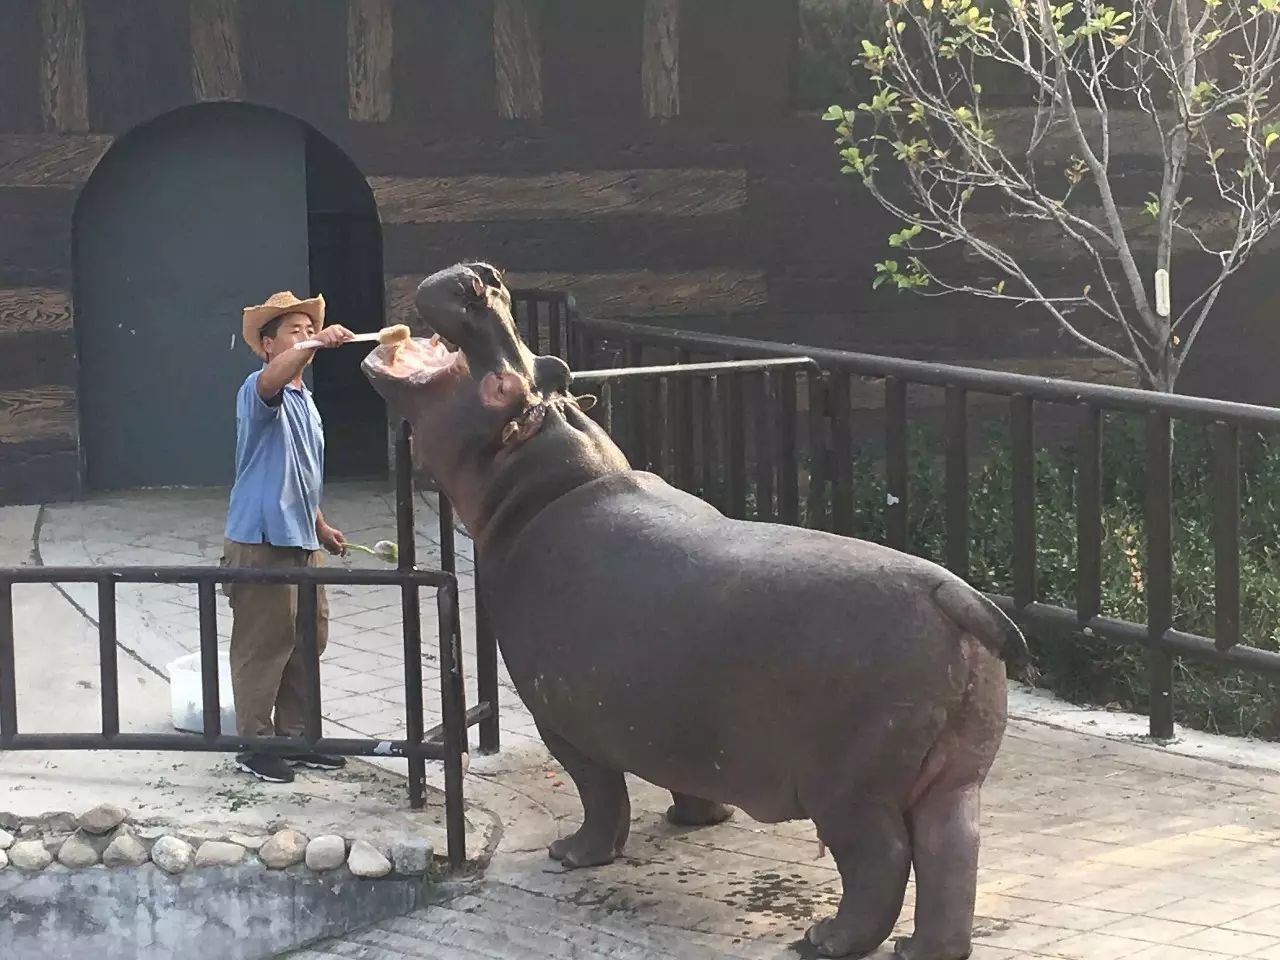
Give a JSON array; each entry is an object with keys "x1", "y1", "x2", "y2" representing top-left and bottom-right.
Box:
[
  {"x1": 509, "y1": 292, "x2": 1280, "y2": 740},
  {"x1": 0, "y1": 421, "x2": 483, "y2": 868}
]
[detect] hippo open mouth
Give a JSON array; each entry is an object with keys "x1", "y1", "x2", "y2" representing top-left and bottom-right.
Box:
[
  {"x1": 362, "y1": 331, "x2": 555, "y2": 453},
  {"x1": 361, "y1": 333, "x2": 461, "y2": 386}
]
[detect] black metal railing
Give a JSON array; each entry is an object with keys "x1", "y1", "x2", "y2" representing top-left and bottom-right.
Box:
[
  {"x1": 0, "y1": 421, "x2": 484, "y2": 867},
  {"x1": 506, "y1": 292, "x2": 1280, "y2": 741}
]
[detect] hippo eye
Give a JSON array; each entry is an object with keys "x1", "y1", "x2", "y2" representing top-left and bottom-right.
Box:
[{"x1": 474, "y1": 264, "x2": 503, "y2": 289}]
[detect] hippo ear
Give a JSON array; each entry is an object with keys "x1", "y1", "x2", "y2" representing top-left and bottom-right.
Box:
[{"x1": 479, "y1": 370, "x2": 531, "y2": 411}]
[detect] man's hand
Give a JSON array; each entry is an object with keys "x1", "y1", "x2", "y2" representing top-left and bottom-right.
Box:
[
  {"x1": 313, "y1": 325, "x2": 356, "y2": 349},
  {"x1": 317, "y1": 521, "x2": 347, "y2": 556}
]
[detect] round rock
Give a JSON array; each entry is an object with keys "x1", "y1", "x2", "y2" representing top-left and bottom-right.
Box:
[
  {"x1": 78, "y1": 803, "x2": 129, "y2": 836},
  {"x1": 10, "y1": 840, "x2": 53, "y2": 872},
  {"x1": 0, "y1": 848, "x2": 8, "y2": 870},
  {"x1": 151, "y1": 836, "x2": 195, "y2": 875},
  {"x1": 195, "y1": 841, "x2": 246, "y2": 868},
  {"x1": 57, "y1": 831, "x2": 100, "y2": 869},
  {"x1": 103, "y1": 831, "x2": 149, "y2": 868},
  {"x1": 390, "y1": 838, "x2": 433, "y2": 876},
  {"x1": 259, "y1": 829, "x2": 308, "y2": 869},
  {"x1": 0, "y1": 828, "x2": 14, "y2": 850},
  {"x1": 305, "y1": 835, "x2": 346, "y2": 872},
  {"x1": 348, "y1": 840, "x2": 392, "y2": 879}
]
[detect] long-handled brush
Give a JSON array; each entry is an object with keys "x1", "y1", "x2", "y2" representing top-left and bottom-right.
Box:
[{"x1": 294, "y1": 323, "x2": 411, "y2": 351}]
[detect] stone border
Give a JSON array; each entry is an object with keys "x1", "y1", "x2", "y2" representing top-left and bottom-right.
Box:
[{"x1": 0, "y1": 804, "x2": 436, "y2": 880}]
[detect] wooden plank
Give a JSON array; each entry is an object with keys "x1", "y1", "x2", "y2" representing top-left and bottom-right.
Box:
[
  {"x1": 240, "y1": 0, "x2": 348, "y2": 125},
  {"x1": 382, "y1": 213, "x2": 759, "y2": 274},
  {"x1": 541, "y1": 0, "x2": 644, "y2": 119},
  {"x1": 0, "y1": 331, "x2": 76, "y2": 391},
  {"x1": 372, "y1": 168, "x2": 746, "y2": 223},
  {"x1": 0, "y1": 287, "x2": 72, "y2": 335},
  {"x1": 190, "y1": 0, "x2": 242, "y2": 101},
  {"x1": 642, "y1": 0, "x2": 680, "y2": 119},
  {"x1": 679, "y1": 0, "x2": 794, "y2": 120},
  {"x1": 39, "y1": 0, "x2": 89, "y2": 132},
  {"x1": 83, "y1": 0, "x2": 190, "y2": 131},
  {"x1": 333, "y1": 113, "x2": 836, "y2": 176},
  {"x1": 0, "y1": 0, "x2": 44, "y2": 133},
  {"x1": 348, "y1": 0, "x2": 393, "y2": 122},
  {"x1": 392, "y1": 0, "x2": 494, "y2": 122},
  {"x1": 966, "y1": 206, "x2": 1280, "y2": 260},
  {"x1": 493, "y1": 0, "x2": 541, "y2": 120},
  {"x1": 0, "y1": 135, "x2": 111, "y2": 185},
  {"x1": 387, "y1": 269, "x2": 767, "y2": 323},
  {"x1": 0, "y1": 385, "x2": 77, "y2": 443}
]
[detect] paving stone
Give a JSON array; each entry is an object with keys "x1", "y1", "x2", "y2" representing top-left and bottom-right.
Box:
[{"x1": 225, "y1": 832, "x2": 267, "y2": 851}]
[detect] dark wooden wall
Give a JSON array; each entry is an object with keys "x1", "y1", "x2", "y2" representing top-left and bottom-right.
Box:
[{"x1": 0, "y1": 0, "x2": 1271, "y2": 504}]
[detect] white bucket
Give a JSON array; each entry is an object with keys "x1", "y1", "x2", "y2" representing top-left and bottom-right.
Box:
[{"x1": 166, "y1": 652, "x2": 237, "y2": 736}]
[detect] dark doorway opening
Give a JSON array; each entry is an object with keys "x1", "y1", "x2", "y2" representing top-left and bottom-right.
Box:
[
  {"x1": 305, "y1": 131, "x2": 387, "y2": 481},
  {"x1": 73, "y1": 102, "x2": 385, "y2": 492}
]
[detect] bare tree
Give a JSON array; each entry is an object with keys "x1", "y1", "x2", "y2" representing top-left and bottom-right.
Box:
[{"x1": 827, "y1": 0, "x2": 1280, "y2": 390}]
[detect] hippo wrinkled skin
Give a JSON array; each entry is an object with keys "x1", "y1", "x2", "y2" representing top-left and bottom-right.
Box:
[{"x1": 362, "y1": 262, "x2": 1027, "y2": 960}]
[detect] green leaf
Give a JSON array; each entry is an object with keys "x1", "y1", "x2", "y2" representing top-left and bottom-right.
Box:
[{"x1": 822, "y1": 105, "x2": 844, "y2": 122}]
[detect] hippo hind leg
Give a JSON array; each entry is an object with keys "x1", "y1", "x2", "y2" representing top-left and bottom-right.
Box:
[
  {"x1": 666, "y1": 793, "x2": 734, "y2": 827},
  {"x1": 894, "y1": 785, "x2": 980, "y2": 960},
  {"x1": 896, "y1": 644, "x2": 1005, "y2": 960},
  {"x1": 540, "y1": 726, "x2": 631, "y2": 868},
  {"x1": 807, "y1": 801, "x2": 911, "y2": 958}
]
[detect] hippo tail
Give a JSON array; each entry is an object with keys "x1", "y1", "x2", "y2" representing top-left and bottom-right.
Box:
[{"x1": 931, "y1": 579, "x2": 1033, "y2": 669}]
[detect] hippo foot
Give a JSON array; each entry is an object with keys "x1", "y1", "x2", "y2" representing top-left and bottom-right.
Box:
[
  {"x1": 665, "y1": 795, "x2": 734, "y2": 827},
  {"x1": 548, "y1": 832, "x2": 620, "y2": 869},
  {"x1": 805, "y1": 916, "x2": 887, "y2": 958},
  {"x1": 893, "y1": 936, "x2": 972, "y2": 960}
]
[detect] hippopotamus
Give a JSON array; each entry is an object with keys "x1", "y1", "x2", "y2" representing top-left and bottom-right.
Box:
[{"x1": 361, "y1": 262, "x2": 1027, "y2": 960}]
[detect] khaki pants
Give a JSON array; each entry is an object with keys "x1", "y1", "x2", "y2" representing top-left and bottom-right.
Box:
[{"x1": 222, "y1": 539, "x2": 330, "y2": 739}]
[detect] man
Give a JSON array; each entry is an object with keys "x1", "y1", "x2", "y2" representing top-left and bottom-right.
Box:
[{"x1": 223, "y1": 291, "x2": 354, "y2": 783}]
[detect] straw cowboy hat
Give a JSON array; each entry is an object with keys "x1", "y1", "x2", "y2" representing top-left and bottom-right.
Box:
[{"x1": 242, "y1": 291, "x2": 326, "y2": 359}]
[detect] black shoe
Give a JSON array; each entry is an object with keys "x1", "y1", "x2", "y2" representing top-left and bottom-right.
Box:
[
  {"x1": 235, "y1": 752, "x2": 295, "y2": 783},
  {"x1": 285, "y1": 752, "x2": 347, "y2": 771}
]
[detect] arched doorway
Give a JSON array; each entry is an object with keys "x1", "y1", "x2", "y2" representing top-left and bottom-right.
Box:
[{"x1": 73, "y1": 102, "x2": 385, "y2": 491}]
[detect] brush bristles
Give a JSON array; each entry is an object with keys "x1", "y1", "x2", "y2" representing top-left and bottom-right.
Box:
[{"x1": 378, "y1": 324, "x2": 411, "y2": 345}]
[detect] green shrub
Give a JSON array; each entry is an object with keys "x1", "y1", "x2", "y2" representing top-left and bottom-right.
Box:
[{"x1": 825, "y1": 416, "x2": 1280, "y2": 739}]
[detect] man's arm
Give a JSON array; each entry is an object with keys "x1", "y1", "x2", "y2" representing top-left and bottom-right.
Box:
[{"x1": 256, "y1": 325, "x2": 355, "y2": 401}]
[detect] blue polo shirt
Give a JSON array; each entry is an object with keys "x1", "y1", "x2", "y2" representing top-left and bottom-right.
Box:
[{"x1": 224, "y1": 371, "x2": 324, "y2": 551}]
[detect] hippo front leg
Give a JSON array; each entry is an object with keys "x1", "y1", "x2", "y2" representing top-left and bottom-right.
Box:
[
  {"x1": 540, "y1": 726, "x2": 631, "y2": 868},
  {"x1": 666, "y1": 793, "x2": 734, "y2": 827}
]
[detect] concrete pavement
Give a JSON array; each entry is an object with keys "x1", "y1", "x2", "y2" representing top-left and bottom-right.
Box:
[{"x1": 8, "y1": 484, "x2": 1280, "y2": 959}]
